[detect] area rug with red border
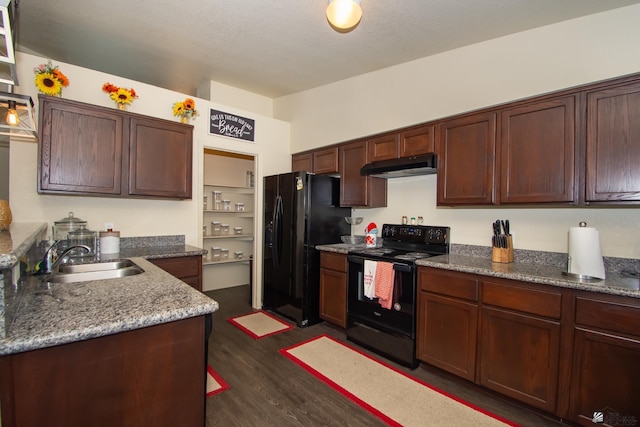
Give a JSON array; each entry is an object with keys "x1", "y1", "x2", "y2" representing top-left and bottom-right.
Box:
[
  {"x1": 206, "y1": 365, "x2": 230, "y2": 397},
  {"x1": 280, "y1": 335, "x2": 521, "y2": 427},
  {"x1": 228, "y1": 310, "x2": 294, "y2": 339}
]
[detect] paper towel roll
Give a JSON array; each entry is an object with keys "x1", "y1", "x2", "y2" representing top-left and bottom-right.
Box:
[{"x1": 568, "y1": 226, "x2": 605, "y2": 279}]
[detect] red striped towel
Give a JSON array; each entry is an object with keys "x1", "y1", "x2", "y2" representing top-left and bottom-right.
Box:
[{"x1": 374, "y1": 262, "x2": 394, "y2": 309}]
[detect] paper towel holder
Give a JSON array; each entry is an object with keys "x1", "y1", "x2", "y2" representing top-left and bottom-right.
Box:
[{"x1": 561, "y1": 221, "x2": 603, "y2": 283}]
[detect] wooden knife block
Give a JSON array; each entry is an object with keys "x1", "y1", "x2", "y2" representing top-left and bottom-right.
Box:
[{"x1": 491, "y1": 236, "x2": 514, "y2": 263}]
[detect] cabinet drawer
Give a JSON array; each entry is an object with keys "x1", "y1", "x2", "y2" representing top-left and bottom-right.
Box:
[
  {"x1": 320, "y1": 252, "x2": 347, "y2": 272},
  {"x1": 150, "y1": 256, "x2": 201, "y2": 279},
  {"x1": 419, "y1": 268, "x2": 478, "y2": 302},
  {"x1": 482, "y1": 280, "x2": 562, "y2": 319},
  {"x1": 575, "y1": 295, "x2": 640, "y2": 337}
]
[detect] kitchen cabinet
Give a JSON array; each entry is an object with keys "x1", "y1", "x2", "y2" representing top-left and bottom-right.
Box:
[
  {"x1": 499, "y1": 95, "x2": 577, "y2": 204},
  {"x1": 479, "y1": 279, "x2": 562, "y2": 413},
  {"x1": 292, "y1": 146, "x2": 339, "y2": 175},
  {"x1": 38, "y1": 95, "x2": 193, "y2": 200},
  {"x1": 367, "y1": 124, "x2": 435, "y2": 162},
  {"x1": 319, "y1": 252, "x2": 348, "y2": 328},
  {"x1": 585, "y1": 80, "x2": 640, "y2": 202},
  {"x1": 416, "y1": 268, "x2": 478, "y2": 381},
  {"x1": 0, "y1": 316, "x2": 207, "y2": 427},
  {"x1": 150, "y1": 255, "x2": 203, "y2": 292},
  {"x1": 436, "y1": 111, "x2": 497, "y2": 205},
  {"x1": 568, "y1": 293, "x2": 640, "y2": 425},
  {"x1": 339, "y1": 139, "x2": 387, "y2": 207}
]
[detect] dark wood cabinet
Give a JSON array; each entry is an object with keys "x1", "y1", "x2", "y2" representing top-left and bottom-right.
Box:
[
  {"x1": 38, "y1": 95, "x2": 193, "y2": 200},
  {"x1": 479, "y1": 280, "x2": 562, "y2": 413},
  {"x1": 499, "y1": 96, "x2": 577, "y2": 204},
  {"x1": 339, "y1": 139, "x2": 387, "y2": 207},
  {"x1": 292, "y1": 152, "x2": 313, "y2": 172},
  {"x1": 0, "y1": 316, "x2": 207, "y2": 427},
  {"x1": 436, "y1": 112, "x2": 497, "y2": 205},
  {"x1": 367, "y1": 132, "x2": 399, "y2": 162},
  {"x1": 568, "y1": 293, "x2": 640, "y2": 425},
  {"x1": 416, "y1": 268, "x2": 478, "y2": 381},
  {"x1": 292, "y1": 147, "x2": 339, "y2": 175},
  {"x1": 319, "y1": 252, "x2": 348, "y2": 327},
  {"x1": 585, "y1": 80, "x2": 640, "y2": 202},
  {"x1": 367, "y1": 124, "x2": 435, "y2": 162},
  {"x1": 150, "y1": 255, "x2": 203, "y2": 292}
]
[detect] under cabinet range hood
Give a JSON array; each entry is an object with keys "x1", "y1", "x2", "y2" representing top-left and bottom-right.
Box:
[{"x1": 360, "y1": 154, "x2": 437, "y2": 178}]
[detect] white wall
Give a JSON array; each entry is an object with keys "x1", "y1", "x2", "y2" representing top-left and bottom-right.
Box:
[
  {"x1": 10, "y1": 52, "x2": 291, "y2": 306},
  {"x1": 274, "y1": 5, "x2": 640, "y2": 259}
]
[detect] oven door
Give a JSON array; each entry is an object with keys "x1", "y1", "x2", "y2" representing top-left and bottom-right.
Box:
[{"x1": 347, "y1": 255, "x2": 416, "y2": 336}]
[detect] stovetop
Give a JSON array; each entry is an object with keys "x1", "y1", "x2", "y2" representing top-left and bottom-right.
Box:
[{"x1": 349, "y1": 224, "x2": 450, "y2": 263}]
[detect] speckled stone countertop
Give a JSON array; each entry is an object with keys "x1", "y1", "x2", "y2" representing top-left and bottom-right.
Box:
[
  {"x1": 0, "y1": 257, "x2": 218, "y2": 356},
  {"x1": 316, "y1": 243, "x2": 640, "y2": 299},
  {"x1": 417, "y1": 254, "x2": 640, "y2": 298},
  {"x1": 0, "y1": 222, "x2": 48, "y2": 270}
]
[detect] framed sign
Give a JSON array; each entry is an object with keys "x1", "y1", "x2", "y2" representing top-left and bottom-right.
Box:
[{"x1": 209, "y1": 109, "x2": 255, "y2": 142}]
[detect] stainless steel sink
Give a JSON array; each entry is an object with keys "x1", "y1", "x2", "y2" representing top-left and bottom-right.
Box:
[{"x1": 46, "y1": 260, "x2": 144, "y2": 283}]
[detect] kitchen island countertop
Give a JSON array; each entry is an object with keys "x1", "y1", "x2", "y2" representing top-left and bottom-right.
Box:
[{"x1": 0, "y1": 256, "x2": 218, "y2": 356}]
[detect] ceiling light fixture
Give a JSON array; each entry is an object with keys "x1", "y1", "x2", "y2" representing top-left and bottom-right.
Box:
[
  {"x1": 0, "y1": 92, "x2": 37, "y2": 141},
  {"x1": 326, "y1": 0, "x2": 362, "y2": 33}
]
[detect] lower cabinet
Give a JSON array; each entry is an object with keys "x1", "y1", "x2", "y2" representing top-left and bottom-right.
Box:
[
  {"x1": 416, "y1": 268, "x2": 478, "y2": 381},
  {"x1": 150, "y1": 255, "x2": 203, "y2": 291},
  {"x1": 568, "y1": 293, "x2": 640, "y2": 426},
  {"x1": 319, "y1": 252, "x2": 347, "y2": 328},
  {"x1": 0, "y1": 316, "x2": 206, "y2": 427}
]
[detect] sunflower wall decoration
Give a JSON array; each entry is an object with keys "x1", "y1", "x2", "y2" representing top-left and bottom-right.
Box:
[
  {"x1": 33, "y1": 61, "x2": 70, "y2": 96},
  {"x1": 172, "y1": 98, "x2": 198, "y2": 123},
  {"x1": 102, "y1": 83, "x2": 138, "y2": 110}
]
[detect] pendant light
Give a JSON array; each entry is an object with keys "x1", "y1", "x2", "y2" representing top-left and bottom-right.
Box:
[
  {"x1": 326, "y1": 0, "x2": 362, "y2": 33},
  {"x1": 0, "y1": 91, "x2": 37, "y2": 141}
]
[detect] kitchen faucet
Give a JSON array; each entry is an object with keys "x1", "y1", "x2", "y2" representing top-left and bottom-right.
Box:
[{"x1": 40, "y1": 240, "x2": 91, "y2": 274}]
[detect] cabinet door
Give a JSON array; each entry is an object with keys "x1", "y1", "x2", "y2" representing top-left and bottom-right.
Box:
[
  {"x1": 480, "y1": 306, "x2": 560, "y2": 412},
  {"x1": 339, "y1": 140, "x2": 387, "y2": 207},
  {"x1": 38, "y1": 97, "x2": 124, "y2": 195},
  {"x1": 400, "y1": 124, "x2": 434, "y2": 157},
  {"x1": 367, "y1": 133, "x2": 399, "y2": 162},
  {"x1": 586, "y1": 81, "x2": 640, "y2": 202},
  {"x1": 319, "y1": 267, "x2": 347, "y2": 328},
  {"x1": 129, "y1": 117, "x2": 193, "y2": 199},
  {"x1": 313, "y1": 147, "x2": 339, "y2": 174},
  {"x1": 150, "y1": 256, "x2": 203, "y2": 292},
  {"x1": 500, "y1": 96, "x2": 576, "y2": 203},
  {"x1": 569, "y1": 328, "x2": 640, "y2": 426},
  {"x1": 436, "y1": 112, "x2": 497, "y2": 205},
  {"x1": 417, "y1": 292, "x2": 478, "y2": 381},
  {"x1": 292, "y1": 153, "x2": 313, "y2": 172}
]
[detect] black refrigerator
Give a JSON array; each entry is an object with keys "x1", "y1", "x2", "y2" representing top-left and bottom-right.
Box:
[{"x1": 262, "y1": 172, "x2": 350, "y2": 327}]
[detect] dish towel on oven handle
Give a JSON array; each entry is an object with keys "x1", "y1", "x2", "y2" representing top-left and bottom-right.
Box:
[
  {"x1": 374, "y1": 261, "x2": 395, "y2": 309},
  {"x1": 363, "y1": 260, "x2": 377, "y2": 299}
]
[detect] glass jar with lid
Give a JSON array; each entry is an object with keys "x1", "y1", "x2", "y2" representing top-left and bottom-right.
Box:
[{"x1": 67, "y1": 226, "x2": 97, "y2": 259}]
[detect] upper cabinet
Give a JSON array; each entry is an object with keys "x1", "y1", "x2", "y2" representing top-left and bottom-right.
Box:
[
  {"x1": 367, "y1": 124, "x2": 435, "y2": 162},
  {"x1": 339, "y1": 140, "x2": 387, "y2": 207},
  {"x1": 437, "y1": 112, "x2": 497, "y2": 205},
  {"x1": 38, "y1": 95, "x2": 193, "y2": 200},
  {"x1": 499, "y1": 95, "x2": 577, "y2": 204},
  {"x1": 292, "y1": 146, "x2": 339, "y2": 175},
  {"x1": 585, "y1": 80, "x2": 640, "y2": 203}
]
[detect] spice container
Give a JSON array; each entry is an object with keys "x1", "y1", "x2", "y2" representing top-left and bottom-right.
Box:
[
  {"x1": 234, "y1": 251, "x2": 244, "y2": 259},
  {"x1": 220, "y1": 248, "x2": 229, "y2": 260},
  {"x1": 203, "y1": 225, "x2": 207, "y2": 236},
  {"x1": 221, "y1": 224, "x2": 230, "y2": 235},
  {"x1": 213, "y1": 191, "x2": 222, "y2": 210},
  {"x1": 210, "y1": 246, "x2": 221, "y2": 261},
  {"x1": 203, "y1": 194, "x2": 208, "y2": 210},
  {"x1": 211, "y1": 221, "x2": 221, "y2": 236},
  {"x1": 234, "y1": 226, "x2": 243, "y2": 235},
  {"x1": 402, "y1": 216, "x2": 408, "y2": 225},
  {"x1": 222, "y1": 199, "x2": 231, "y2": 211},
  {"x1": 235, "y1": 202, "x2": 245, "y2": 212}
]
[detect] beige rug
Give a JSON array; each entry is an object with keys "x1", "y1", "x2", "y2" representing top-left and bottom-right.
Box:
[
  {"x1": 280, "y1": 335, "x2": 520, "y2": 427},
  {"x1": 228, "y1": 310, "x2": 294, "y2": 339},
  {"x1": 206, "y1": 365, "x2": 229, "y2": 397}
]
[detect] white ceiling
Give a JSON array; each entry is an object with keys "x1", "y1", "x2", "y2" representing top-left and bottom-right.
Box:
[{"x1": 14, "y1": 0, "x2": 640, "y2": 98}]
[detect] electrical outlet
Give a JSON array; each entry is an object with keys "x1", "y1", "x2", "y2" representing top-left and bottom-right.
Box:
[{"x1": 104, "y1": 222, "x2": 115, "y2": 230}]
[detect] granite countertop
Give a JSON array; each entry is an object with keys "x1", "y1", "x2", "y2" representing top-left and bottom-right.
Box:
[
  {"x1": 0, "y1": 222, "x2": 48, "y2": 270},
  {"x1": 316, "y1": 243, "x2": 640, "y2": 299},
  {"x1": 0, "y1": 257, "x2": 218, "y2": 356}
]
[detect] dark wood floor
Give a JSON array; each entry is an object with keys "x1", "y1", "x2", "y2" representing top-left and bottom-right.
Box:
[{"x1": 204, "y1": 286, "x2": 568, "y2": 427}]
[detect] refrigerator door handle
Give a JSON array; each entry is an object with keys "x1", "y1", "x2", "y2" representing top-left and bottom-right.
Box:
[{"x1": 273, "y1": 195, "x2": 283, "y2": 268}]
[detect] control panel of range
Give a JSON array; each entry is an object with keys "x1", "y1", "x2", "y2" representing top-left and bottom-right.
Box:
[{"x1": 381, "y1": 224, "x2": 450, "y2": 244}]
